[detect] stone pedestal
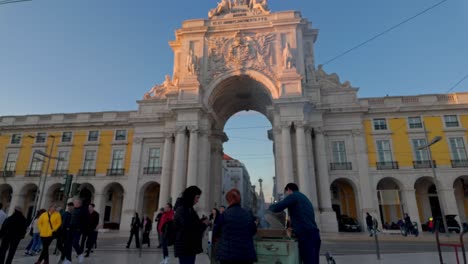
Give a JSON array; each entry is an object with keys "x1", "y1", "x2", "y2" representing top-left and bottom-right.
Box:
[{"x1": 319, "y1": 210, "x2": 338, "y2": 233}]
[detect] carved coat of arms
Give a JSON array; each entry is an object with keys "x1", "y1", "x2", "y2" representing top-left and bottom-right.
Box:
[{"x1": 206, "y1": 31, "x2": 276, "y2": 82}]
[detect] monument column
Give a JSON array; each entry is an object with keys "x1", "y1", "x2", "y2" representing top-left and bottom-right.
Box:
[
  {"x1": 171, "y1": 128, "x2": 187, "y2": 200},
  {"x1": 158, "y1": 134, "x2": 173, "y2": 208},
  {"x1": 314, "y1": 127, "x2": 338, "y2": 232},
  {"x1": 197, "y1": 130, "x2": 211, "y2": 215},
  {"x1": 281, "y1": 124, "x2": 294, "y2": 187},
  {"x1": 121, "y1": 137, "x2": 144, "y2": 232},
  {"x1": 296, "y1": 123, "x2": 312, "y2": 201},
  {"x1": 186, "y1": 127, "x2": 199, "y2": 187}
]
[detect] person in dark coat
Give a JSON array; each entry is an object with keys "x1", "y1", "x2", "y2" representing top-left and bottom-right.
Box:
[
  {"x1": 126, "y1": 212, "x2": 141, "y2": 249},
  {"x1": 269, "y1": 183, "x2": 321, "y2": 264},
  {"x1": 174, "y1": 186, "x2": 209, "y2": 264},
  {"x1": 60, "y1": 202, "x2": 74, "y2": 264},
  {"x1": 366, "y1": 212, "x2": 373, "y2": 236},
  {"x1": 142, "y1": 216, "x2": 152, "y2": 248},
  {"x1": 0, "y1": 207, "x2": 27, "y2": 264},
  {"x1": 71, "y1": 198, "x2": 88, "y2": 263},
  {"x1": 215, "y1": 189, "x2": 257, "y2": 264},
  {"x1": 84, "y1": 203, "x2": 99, "y2": 257}
]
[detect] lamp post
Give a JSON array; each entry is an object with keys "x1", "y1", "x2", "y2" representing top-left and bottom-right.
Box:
[
  {"x1": 419, "y1": 122, "x2": 448, "y2": 237},
  {"x1": 28, "y1": 135, "x2": 59, "y2": 219}
]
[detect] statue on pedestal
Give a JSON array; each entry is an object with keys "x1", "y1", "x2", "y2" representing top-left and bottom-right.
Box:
[
  {"x1": 186, "y1": 49, "x2": 198, "y2": 76},
  {"x1": 282, "y1": 43, "x2": 295, "y2": 70},
  {"x1": 208, "y1": 0, "x2": 232, "y2": 18},
  {"x1": 251, "y1": 0, "x2": 270, "y2": 14}
]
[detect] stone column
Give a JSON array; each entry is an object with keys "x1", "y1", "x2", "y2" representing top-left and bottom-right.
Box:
[
  {"x1": 171, "y1": 129, "x2": 188, "y2": 200},
  {"x1": 273, "y1": 128, "x2": 284, "y2": 200},
  {"x1": 210, "y1": 137, "x2": 223, "y2": 207},
  {"x1": 352, "y1": 129, "x2": 376, "y2": 225},
  {"x1": 401, "y1": 189, "x2": 422, "y2": 231},
  {"x1": 197, "y1": 131, "x2": 211, "y2": 216},
  {"x1": 93, "y1": 192, "x2": 106, "y2": 228},
  {"x1": 439, "y1": 187, "x2": 460, "y2": 220},
  {"x1": 314, "y1": 127, "x2": 338, "y2": 232},
  {"x1": 121, "y1": 137, "x2": 144, "y2": 232},
  {"x1": 305, "y1": 127, "x2": 319, "y2": 208},
  {"x1": 281, "y1": 124, "x2": 294, "y2": 186},
  {"x1": 158, "y1": 135, "x2": 173, "y2": 209},
  {"x1": 295, "y1": 124, "x2": 311, "y2": 200},
  {"x1": 186, "y1": 128, "x2": 199, "y2": 188}
]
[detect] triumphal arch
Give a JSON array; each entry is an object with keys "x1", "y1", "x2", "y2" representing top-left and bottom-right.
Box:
[{"x1": 128, "y1": 1, "x2": 372, "y2": 232}]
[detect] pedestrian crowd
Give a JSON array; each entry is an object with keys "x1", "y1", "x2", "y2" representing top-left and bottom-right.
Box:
[{"x1": 0, "y1": 199, "x2": 100, "y2": 264}]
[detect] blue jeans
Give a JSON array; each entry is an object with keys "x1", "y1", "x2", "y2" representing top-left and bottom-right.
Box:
[
  {"x1": 178, "y1": 255, "x2": 196, "y2": 264},
  {"x1": 31, "y1": 233, "x2": 42, "y2": 252},
  {"x1": 72, "y1": 231, "x2": 84, "y2": 255},
  {"x1": 161, "y1": 235, "x2": 169, "y2": 258},
  {"x1": 297, "y1": 229, "x2": 321, "y2": 264}
]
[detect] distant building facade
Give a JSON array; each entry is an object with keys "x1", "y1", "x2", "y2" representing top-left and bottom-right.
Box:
[
  {"x1": 0, "y1": 2, "x2": 467, "y2": 232},
  {"x1": 221, "y1": 154, "x2": 256, "y2": 210}
]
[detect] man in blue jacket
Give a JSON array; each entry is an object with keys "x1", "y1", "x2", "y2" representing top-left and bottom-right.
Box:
[{"x1": 269, "y1": 183, "x2": 321, "y2": 264}]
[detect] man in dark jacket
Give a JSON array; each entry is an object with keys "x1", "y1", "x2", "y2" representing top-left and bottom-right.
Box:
[
  {"x1": 269, "y1": 183, "x2": 320, "y2": 264},
  {"x1": 71, "y1": 198, "x2": 88, "y2": 263},
  {"x1": 84, "y1": 203, "x2": 99, "y2": 257},
  {"x1": 60, "y1": 202, "x2": 74, "y2": 264},
  {"x1": 0, "y1": 206, "x2": 27, "y2": 264},
  {"x1": 366, "y1": 212, "x2": 373, "y2": 236}
]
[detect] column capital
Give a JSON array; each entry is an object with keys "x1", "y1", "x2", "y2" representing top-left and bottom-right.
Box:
[
  {"x1": 314, "y1": 126, "x2": 325, "y2": 135},
  {"x1": 133, "y1": 137, "x2": 143, "y2": 144},
  {"x1": 280, "y1": 122, "x2": 291, "y2": 130},
  {"x1": 175, "y1": 127, "x2": 187, "y2": 134},
  {"x1": 351, "y1": 129, "x2": 364, "y2": 136}
]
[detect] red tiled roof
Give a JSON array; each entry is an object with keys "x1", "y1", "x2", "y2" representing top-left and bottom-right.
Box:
[{"x1": 223, "y1": 153, "x2": 234, "y2": 160}]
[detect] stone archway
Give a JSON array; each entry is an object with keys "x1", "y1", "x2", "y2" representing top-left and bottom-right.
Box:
[
  {"x1": 0, "y1": 184, "x2": 12, "y2": 212},
  {"x1": 45, "y1": 183, "x2": 64, "y2": 208},
  {"x1": 78, "y1": 183, "x2": 95, "y2": 208},
  {"x1": 102, "y1": 183, "x2": 124, "y2": 230},
  {"x1": 330, "y1": 178, "x2": 360, "y2": 230},
  {"x1": 19, "y1": 183, "x2": 38, "y2": 221},
  {"x1": 140, "y1": 182, "x2": 160, "y2": 220},
  {"x1": 376, "y1": 178, "x2": 403, "y2": 229},
  {"x1": 415, "y1": 177, "x2": 440, "y2": 223}
]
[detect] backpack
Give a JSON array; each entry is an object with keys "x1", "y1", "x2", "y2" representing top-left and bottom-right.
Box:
[{"x1": 163, "y1": 220, "x2": 176, "y2": 246}]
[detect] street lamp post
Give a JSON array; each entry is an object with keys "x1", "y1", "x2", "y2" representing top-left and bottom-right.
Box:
[
  {"x1": 419, "y1": 122, "x2": 449, "y2": 238},
  {"x1": 28, "y1": 135, "x2": 59, "y2": 219}
]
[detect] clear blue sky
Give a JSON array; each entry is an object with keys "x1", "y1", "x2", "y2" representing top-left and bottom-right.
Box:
[{"x1": 1, "y1": 0, "x2": 467, "y2": 201}]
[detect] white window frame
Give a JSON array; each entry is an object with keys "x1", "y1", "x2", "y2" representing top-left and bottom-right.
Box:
[
  {"x1": 55, "y1": 151, "x2": 69, "y2": 171},
  {"x1": 412, "y1": 138, "x2": 429, "y2": 161},
  {"x1": 61, "y1": 132, "x2": 73, "y2": 143},
  {"x1": 110, "y1": 149, "x2": 125, "y2": 169},
  {"x1": 10, "y1": 134, "x2": 22, "y2": 145},
  {"x1": 83, "y1": 149, "x2": 97, "y2": 170},
  {"x1": 373, "y1": 118, "x2": 388, "y2": 131},
  {"x1": 408, "y1": 116, "x2": 423, "y2": 129},
  {"x1": 114, "y1": 129, "x2": 127, "y2": 141},
  {"x1": 331, "y1": 141, "x2": 347, "y2": 163},
  {"x1": 376, "y1": 140, "x2": 393, "y2": 162},
  {"x1": 147, "y1": 147, "x2": 161, "y2": 168},
  {"x1": 87, "y1": 130, "x2": 99, "y2": 142},
  {"x1": 35, "y1": 132, "x2": 47, "y2": 144},
  {"x1": 4, "y1": 152, "x2": 18, "y2": 171},
  {"x1": 449, "y1": 137, "x2": 468, "y2": 161},
  {"x1": 444, "y1": 115, "x2": 460, "y2": 128}
]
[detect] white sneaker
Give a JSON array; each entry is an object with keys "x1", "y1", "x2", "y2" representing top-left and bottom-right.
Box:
[
  {"x1": 78, "y1": 254, "x2": 84, "y2": 263},
  {"x1": 159, "y1": 257, "x2": 169, "y2": 264},
  {"x1": 63, "y1": 260, "x2": 72, "y2": 264}
]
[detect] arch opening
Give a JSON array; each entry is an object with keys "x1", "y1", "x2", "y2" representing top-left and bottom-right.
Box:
[
  {"x1": 453, "y1": 176, "x2": 468, "y2": 224},
  {"x1": 414, "y1": 177, "x2": 441, "y2": 225},
  {"x1": 331, "y1": 179, "x2": 360, "y2": 232},
  {"x1": 0, "y1": 184, "x2": 12, "y2": 212},
  {"x1": 140, "y1": 182, "x2": 160, "y2": 221},
  {"x1": 102, "y1": 183, "x2": 124, "y2": 230},
  {"x1": 376, "y1": 178, "x2": 403, "y2": 230}
]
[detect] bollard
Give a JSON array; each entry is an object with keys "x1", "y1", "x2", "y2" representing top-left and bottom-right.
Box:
[{"x1": 374, "y1": 227, "x2": 381, "y2": 260}]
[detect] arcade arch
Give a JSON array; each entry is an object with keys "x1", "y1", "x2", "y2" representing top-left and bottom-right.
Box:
[
  {"x1": 0, "y1": 184, "x2": 12, "y2": 211},
  {"x1": 415, "y1": 177, "x2": 441, "y2": 223},
  {"x1": 331, "y1": 178, "x2": 359, "y2": 221},
  {"x1": 376, "y1": 178, "x2": 403, "y2": 228},
  {"x1": 45, "y1": 183, "x2": 65, "y2": 208},
  {"x1": 140, "y1": 182, "x2": 160, "y2": 220},
  {"x1": 78, "y1": 183, "x2": 95, "y2": 207},
  {"x1": 102, "y1": 182, "x2": 124, "y2": 230},
  {"x1": 453, "y1": 176, "x2": 468, "y2": 224},
  {"x1": 19, "y1": 183, "x2": 38, "y2": 221}
]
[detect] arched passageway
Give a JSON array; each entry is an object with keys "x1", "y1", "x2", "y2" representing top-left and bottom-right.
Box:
[
  {"x1": 141, "y1": 182, "x2": 160, "y2": 220},
  {"x1": 19, "y1": 184, "x2": 38, "y2": 222},
  {"x1": 377, "y1": 178, "x2": 403, "y2": 229},
  {"x1": 453, "y1": 176, "x2": 468, "y2": 224},
  {"x1": 78, "y1": 183, "x2": 95, "y2": 208},
  {"x1": 331, "y1": 179, "x2": 358, "y2": 219},
  {"x1": 415, "y1": 177, "x2": 441, "y2": 223},
  {"x1": 45, "y1": 183, "x2": 64, "y2": 208},
  {"x1": 102, "y1": 183, "x2": 124, "y2": 230}
]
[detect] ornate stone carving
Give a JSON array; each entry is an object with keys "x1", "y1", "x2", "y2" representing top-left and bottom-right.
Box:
[
  {"x1": 143, "y1": 74, "x2": 177, "y2": 100},
  {"x1": 316, "y1": 64, "x2": 353, "y2": 89},
  {"x1": 208, "y1": 0, "x2": 270, "y2": 19},
  {"x1": 206, "y1": 31, "x2": 276, "y2": 81}
]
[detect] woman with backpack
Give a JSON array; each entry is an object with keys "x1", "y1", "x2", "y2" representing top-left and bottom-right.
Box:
[
  {"x1": 158, "y1": 203, "x2": 174, "y2": 264},
  {"x1": 174, "y1": 186, "x2": 209, "y2": 264}
]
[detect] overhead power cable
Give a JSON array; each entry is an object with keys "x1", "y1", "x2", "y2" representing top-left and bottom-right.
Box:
[
  {"x1": 321, "y1": 0, "x2": 448, "y2": 66},
  {"x1": 0, "y1": 0, "x2": 32, "y2": 5}
]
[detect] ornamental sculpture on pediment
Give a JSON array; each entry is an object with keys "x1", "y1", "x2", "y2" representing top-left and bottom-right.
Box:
[
  {"x1": 143, "y1": 74, "x2": 178, "y2": 100},
  {"x1": 208, "y1": 0, "x2": 270, "y2": 19},
  {"x1": 282, "y1": 42, "x2": 295, "y2": 70},
  {"x1": 316, "y1": 64, "x2": 353, "y2": 89},
  {"x1": 206, "y1": 31, "x2": 276, "y2": 81}
]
